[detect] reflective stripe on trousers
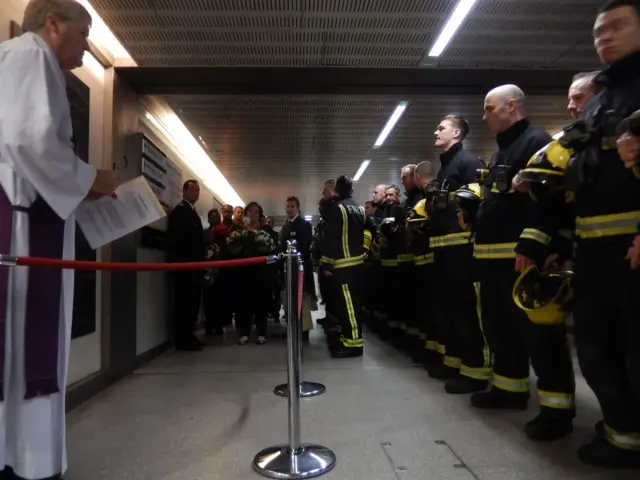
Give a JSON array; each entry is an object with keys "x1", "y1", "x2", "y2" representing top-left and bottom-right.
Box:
[
  {"x1": 491, "y1": 373, "x2": 528, "y2": 393},
  {"x1": 538, "y1": 389, "x2": 574, "y2": 410},
  {"x1": 604, "y1": 424, "x2": 640, "y2": 451}
]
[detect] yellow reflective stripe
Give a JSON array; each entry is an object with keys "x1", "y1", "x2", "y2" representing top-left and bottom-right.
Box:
[
  {"x1": 338, "y1": 204, "x2": 350, "y2": 258},
  {"x1": 417, "y1": 332, "x2": 427, "y2": 340},
  {"x1": 320, "y1": 255, "x2": 364, "y2": 268},
  {"x1": 474, "y1": 282, "x2": 491, "y2": 369},
  {"x1": 380, "y1": 259, "x2": 398, "y2": 267},
  {"x1": 604, "y1": 424, "x2": 640, "y2": 451},
  {"x1": 459, "y1": 366, "x2": 491, "y2": 381},
  {"x1": 575, "y1": 211, "x2": 640, "y2": 239},
  {"x1": 363, "y1": 230, "x2": 372, "y2": 250},
  {"x1": 341, "y1": 284, "x2": 359, "y2": 341},
  {"x1": 490, "y1": 186, "x2": 516, "y2": 194},
  {"x1": 520, "y1": 228, "x2": 551, "y2": 246},
  {"x1": 444, "y1": 356, "x2": 462, "y2": 368},
  {"x1": 340, "y1": 337, "x2": 364, "y2": 347},
  {"x1": 436, "y1": 343, "x2": 446, "y2": 355},
  {"x1": 405, "y1": 327, "x2": 420, "y2": 336},
  {"x1": 430, "y1": 232, "x2": 472, "y2": 248},
  {"x1": 538, "y1": 390, "x2": 575, "y2": 410},
  {"x1": 425, "y1": 340, "x2": 439, "y2": 351},
  {"x1": 474, "y1": 242, "x2": 517, "y2": 260},
  {"x1": 414, "y1": 253, "x2": 435, "y2": 265},
  {"x1": 397, "y1": 253, "x2": 415, "y2": 263},
  {"x1": 492, "y1": 374, "x2": 529, "y2": 393}
]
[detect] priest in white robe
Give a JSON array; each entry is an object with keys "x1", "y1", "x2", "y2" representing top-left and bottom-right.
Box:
[{"x1": 0, "y1": 1, "x2": 119, "y2": 479}]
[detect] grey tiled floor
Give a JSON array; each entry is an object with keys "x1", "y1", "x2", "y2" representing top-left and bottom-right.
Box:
[{"x1": 66, "y1": 312, "x2": 634, "y2": 480}]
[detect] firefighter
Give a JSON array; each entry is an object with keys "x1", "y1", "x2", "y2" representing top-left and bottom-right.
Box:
[
  {"x1": 405, "y1": 197, "x2": 434, "y2": 363},
  {"x1": 319, "y1": 175, "x2": 367, "y2": 358},
  {"x1": 469, "y1": 84, "x2": 575, "y2": 444},
  {"x1": 427, "y1": 115, "x2": 489, "y2": 392},
  {"x1": 523, "y1": 1, "x2": 640, "y2": 467}
]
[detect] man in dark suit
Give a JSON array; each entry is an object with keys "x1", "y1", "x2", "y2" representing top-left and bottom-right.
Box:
[
  {"x1": 281, "y1": 196, "x2": 315, "y2": 339},
  {"x1": 166, "y1": 180, "x2": 205, "y2": 351}
]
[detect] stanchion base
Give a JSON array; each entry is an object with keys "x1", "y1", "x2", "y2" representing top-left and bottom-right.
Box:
[
  {"x1": 274, "y1": 381, "x2": 326, "y2": 398},
  {"x1": 253, "y1": 444, "x2": 336, "y2": 479}
]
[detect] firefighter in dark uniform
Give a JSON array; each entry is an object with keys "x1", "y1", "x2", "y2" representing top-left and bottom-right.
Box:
[
  {"x1": 361, "y1": 203, "x2": 378, "y2": 330},
  {"x1": 469, "y1": 84, "x2": 575, "y2": 443},
  {"x1": 426, "y1": 116, "x2": 490, "y2": 394},
  {"x1": 368, "y1": 185, "x2": 388, "y2": 333},
  {"x1": 394, "y1": 165, "x2": 421, "y2": 350},
  {"x1": 377, "y1": 185, "x2": 404, "y2": 341},
  {"x1": 518, "y1": 2, "x2": 640, "y2": 467},
  {"x1": 319, "y1": 175, "x2": 367, "y2": 358},
  {"x1": 404, "y1": 197, "x2": 434, "y2": 363}
]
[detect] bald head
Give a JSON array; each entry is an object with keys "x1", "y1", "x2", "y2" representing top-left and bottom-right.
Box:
[
  {"x1": 483, "y1": 84, "x2": 526, "y2": 133},
  {"x1": 372, "y1": 183, "x2": 388, "y2": 204},
  {"x1": 414, "y1": 161, "x2": 435, "y2": 188}
]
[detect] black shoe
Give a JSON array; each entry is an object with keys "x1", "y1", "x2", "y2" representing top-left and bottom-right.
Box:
[
  {"x1": 578, "y1": 436, "x2": 640, "y2": 469},
  {"x1": 330, "y1": 346, "x2": 363, "y2": 358},
  {"x1": 471, "y1": 388, "x2": 529, "y2": 410},
  {"x1": 302, "y1": 331, "x2": 310, "y2": 343},
  {"x1": 427, "y1": 363, "x2": 459, "y2": 380},
  {"x1": 524, "y1": 408, "x2": 574, "y2": 441},
  {"x1": 445, "y1": 375, "x2": 489, "y2": 394}
]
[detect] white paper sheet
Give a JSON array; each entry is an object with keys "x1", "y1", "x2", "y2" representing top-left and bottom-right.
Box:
[{"x1": 75, "y1": 176, "x2": 167, "y2": 250}]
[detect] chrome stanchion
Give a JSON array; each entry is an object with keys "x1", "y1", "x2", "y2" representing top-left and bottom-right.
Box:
[
  {"x1": 274, "y1": 241, "x2": 326, "y2": 398},
  {"x1": 253, "y1": 243, "x2": 336, "y2": 479}
]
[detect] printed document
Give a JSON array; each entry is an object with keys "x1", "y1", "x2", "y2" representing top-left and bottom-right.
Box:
[{"x1": 76, "y1": 175, "x2": 167, "y2": 249}]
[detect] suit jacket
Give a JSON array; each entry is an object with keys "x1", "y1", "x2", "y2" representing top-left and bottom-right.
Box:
[
  {"x1": 166, "y1": 200, "x2": 205, "y2": 263},
  {"x1": 280, "y1": 216, "x2": 315, "y2": 295}
]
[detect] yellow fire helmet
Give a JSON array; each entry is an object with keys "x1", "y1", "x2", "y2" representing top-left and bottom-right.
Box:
[
  {"x1": 512, "y1": 265, "x2": 574, "y2": 326},
  {"x1": 407, "y1": 199, "x2": 429, "y2": 223},
  {"x1": 519, "y1": 140, "x2": 573, "y2": 194},
  {"x1": 453, "y1": 183, "x2": 483, "y2": 231}
]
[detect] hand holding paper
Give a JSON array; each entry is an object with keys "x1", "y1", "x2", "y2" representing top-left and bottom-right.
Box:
[{"x1": 76, "y1": 176, "x2": 167, "y2": 249}]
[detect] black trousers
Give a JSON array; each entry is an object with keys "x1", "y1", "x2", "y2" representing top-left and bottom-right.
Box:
[
  {"x1": 480, "y1": 268, "x2": 574, "y2": 404},
  {"x1": 328, "y1": 265, "x2": 364, "y2": 349},
  {"x1": 448, "y1": 281, "x2": 491, "y2": 379},
  {"x1": 574, "y1": 239, "x2": 640, "y2": 434},
  {"x1": 318, "y1": 268, "x2": 330, "y2": 303},
  {"x1": 412, "y1": 263, "x2": 433, "y2": 340},
  {"x1": 397, "y1": 261, "x2": 415, "y2": 333},
  {"x1": 204, "y1": 270, "x2": 234, "y2": 333},
  {"x1": 234, "y1": 267, "x2": 271, "y2": 337},
  {"x1": 380, "y1": 264, "x2": 400, "y2": 328},
  {"x1": 171, "y1": 271, "x2": 203, "y2": 346}
]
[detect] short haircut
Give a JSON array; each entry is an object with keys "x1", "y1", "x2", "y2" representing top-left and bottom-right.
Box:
[
  {"x1": 223, "y1": 204, "x2": 233, "y2": 211},
  {"x1": 208, "y1": 208, "x2": 219, "y2": 216},
  {"x1": 365, "y1": 201, "x2": 374, "y2": 207},
  {"x1": 415, "y1": 161, "x2": 435, "y2": 179},
  {"x1": 442, "y1": 115, "x2": 470, "y2": 141},
  {"x1": 324, "y1": 179, "x2": 336, "y2": 188},
  {"x1": 183, "y1": 179, "x2": 198, "y2": 192},
  {"x1": 385, "y1": 184, "x2": 401, "y2": 194},
  {"x1": 335, "y1": 175, "x2": 353, "y2": 198},
  {"x1": 401, "y1": 164, "x2": 417, "y2": 175},
  {"x1": 572, "y1": 71, "x2": 600, "y2": 83},
  {"x1": 286, "y1": 196, "x2": 300, "y2": 209},
  {"x1": 22, "y1": 0, "x2": 92, "y2": 32},
  {"x1": 599, "y1": 0, "x2": 640, "y2": 18}
]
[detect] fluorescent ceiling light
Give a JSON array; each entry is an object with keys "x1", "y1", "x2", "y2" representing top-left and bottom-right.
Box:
[
  {"x1": 304, "y1": 214, "x2": 313, "y2": 221},
  {"x1": 145, "y1": 112, "x2": 244, "y2": 207},
  {"x1": 428, "y1": 0, "x2": 477, "y2": 57},
  {"x1": 373, "y1": 102, "x2": 408, "y2": 148},
  {"x1": 353, "y1": 160, "x2": 371, "y2": 182}
]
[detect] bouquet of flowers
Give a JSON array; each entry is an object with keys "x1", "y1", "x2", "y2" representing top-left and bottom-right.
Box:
[{"x1": 203, "y1": 241, "x2": 221, "y2": 288}]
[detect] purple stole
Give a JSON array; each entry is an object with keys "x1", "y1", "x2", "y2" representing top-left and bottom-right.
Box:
[{"x1": 0, "y1": 186, "x2": 64, "y2": 400}]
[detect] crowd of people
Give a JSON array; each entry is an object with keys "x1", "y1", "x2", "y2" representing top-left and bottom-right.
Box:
[{"x1": 310, "y1": 1, "x2": 640, "y2": 470}]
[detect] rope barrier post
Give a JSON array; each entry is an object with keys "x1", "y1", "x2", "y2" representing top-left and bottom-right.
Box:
[
  {"x1": 253, "y1": 242, "x2": 336, "y2": 479},
  {"x1": 274, "y1": 242, "x2": 326, "y2": 399}
]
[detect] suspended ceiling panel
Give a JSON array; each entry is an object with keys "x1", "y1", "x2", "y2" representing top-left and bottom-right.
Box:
[
  {"x1": 166, "y1": 94, "x2": 570, "y2": 214},
  {"x1": 92, "y1": 0, "x2": 602, "y2": 69}
]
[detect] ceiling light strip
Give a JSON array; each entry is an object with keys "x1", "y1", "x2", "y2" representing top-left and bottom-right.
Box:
[
  {"x1": 353, "y1": 159, "x2": 371, "y2": 182},
  {"x1": 145, "y1": 112, "x2": 244, "y2": 207},
  {"x1": 428, "y1": 0, "x2": 477, "y2": 58},
  {"x1": 373, "y1": 101, "x2": 409, "y2": 148}
]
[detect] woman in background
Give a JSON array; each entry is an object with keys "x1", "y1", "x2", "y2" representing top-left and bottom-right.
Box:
[{"x1": 228, "y1": 202, "x2": 277, "y2": 344}]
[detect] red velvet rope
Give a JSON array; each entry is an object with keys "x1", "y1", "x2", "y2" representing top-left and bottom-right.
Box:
[{"x1": 4, "y1": 255, "x2": 275, "y2": 271}]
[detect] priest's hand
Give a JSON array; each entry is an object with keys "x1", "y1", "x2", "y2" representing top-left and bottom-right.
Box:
[{"x1": 88, "y1": 170, "x2": 120, "y2": 199}]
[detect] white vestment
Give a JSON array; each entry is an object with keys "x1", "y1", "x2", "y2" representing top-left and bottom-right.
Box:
[{"x1": 0, "y1": 33, "x2": 96, "y2": 479}]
